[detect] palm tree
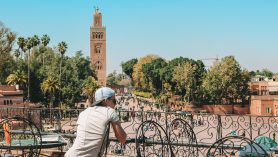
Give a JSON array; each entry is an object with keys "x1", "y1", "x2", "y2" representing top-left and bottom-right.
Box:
[
  {"x1": 58, "y1": 41, "x2": 67, "y2": 82},
  {"x1": 41, "y1": 76, "x2": 59, "y2": 124},
  {"x1": 17, "y1": 37, "x2": 27, "y2": 59},
  {"x1": 30, "y1": 35, "x2": 40, "y2": 59},
  {"x1": 26, "y1": 37, "x2": 34, "y2": 102},
  {"x1": 82, "y1": 76, "x2": 100, "y2": 104},
  {"x1": 57, "y1": 41, "x2": 67, "y2": 56},
  {"x1": 40, "y1": 34, "x2": 50, "y2": 68},
  {"x1": 41, "y1": 34, "x2": 50, "y2": 47},
  {"x1": 25, "y1": 35, "x2": 40, "y2": 102},
  {"x1": 41, "y1": 76, "x2": 59, "y2": 106},
  {"x1": 32, "y1": 35, "x2": 40, "y2": 48},
  {"x1": 57, "y1": 42, "x2": 67, "y2": 104},
  {"x1": 6, "y1": 70, "x2": 27, "y2": 89},
  {"x1": 14, "y1": 49, "x2": 20, "y2": 60}
]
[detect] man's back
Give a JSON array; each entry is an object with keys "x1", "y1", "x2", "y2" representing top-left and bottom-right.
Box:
[{"x1": 65, "y1": 106, "x2": 119, "y2": 157}]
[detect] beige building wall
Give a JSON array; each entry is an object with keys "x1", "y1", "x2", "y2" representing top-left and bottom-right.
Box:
[
  {"x1": 260, "y1": 100, "x2": 274, "y2": 116},
  {"x1": 250, "y1": 96, "x2": 278, "y2": 116},
  {"x1": 0, "y1": 85, "x2": 23, "y2": 105},
  {"x1": 250, "y1": 99, "x2": 262, "y2": 115},
  {"x1": 90, "y1": 8, "x2": 107, "y2": 86},
  {"x1": 274, "y1": 99, "x2": 278, "y2": 116}
]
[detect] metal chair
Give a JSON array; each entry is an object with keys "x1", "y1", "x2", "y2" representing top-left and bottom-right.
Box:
[
  {"x1": 206, "y1": 136, "x2": 269, "y2": 157},
  {"x1": 135, "y1": 120, "x2": 174, "y2": 157},
  {"x1": 98, "y1": 122, "x2": 110, "y2": 157},
  {"x1": 168, "y1": 118, "x2": 199, "y2": 157},
  {"x1": 0, "y1": 115, "x2": 42, "y2": 157}
]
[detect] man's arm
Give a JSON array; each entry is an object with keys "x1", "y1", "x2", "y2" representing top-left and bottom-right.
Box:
[{"x1": 111, "y1": 121, "x2": 127, "y2": 144}]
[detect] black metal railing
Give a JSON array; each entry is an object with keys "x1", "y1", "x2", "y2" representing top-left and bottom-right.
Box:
[{"x1": 0, "y1": 106, "x2": 277, "y2": 156}]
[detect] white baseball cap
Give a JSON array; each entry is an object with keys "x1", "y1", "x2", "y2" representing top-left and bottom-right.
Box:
[{"x1": 92, "y1": 87, "x2": 115, "y2": 106}]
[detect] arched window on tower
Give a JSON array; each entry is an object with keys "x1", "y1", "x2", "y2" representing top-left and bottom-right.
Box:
[
  {"x1": 95, "y1": 61, "x2": 102, "y2": 70},
  {"x1": 92, "y1": 32, "x2": 104, "y2": 39},
  {"x1": 95, "y1": 45, "x2": 101, "y2": 53}
]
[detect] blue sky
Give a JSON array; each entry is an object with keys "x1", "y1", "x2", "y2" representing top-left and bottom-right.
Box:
[{"x1": 1, "y1": 0, "x2": 278, "y2": 74}]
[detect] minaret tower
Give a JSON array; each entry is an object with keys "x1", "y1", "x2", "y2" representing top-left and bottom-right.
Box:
[{"x1": 90, "y1": 7, "x2": 106, "y2": 86}]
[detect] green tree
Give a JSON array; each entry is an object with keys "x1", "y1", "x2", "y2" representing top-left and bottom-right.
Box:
[
  {"x1": 237, "y1": 69, "x2": 251, "y2": 105},
  {"x1": 58, "y1": 41, "x2": 67, "y2": 85},
  {"x1": 121, "y1": 58, "x2": 138, "y2": 80},
  {"x1": 142, "y1": 58, "x2": 167, "y2": 95},
  {"x1": 6, "y1": 32, "x2": 16, "y2": 51},
  {"x1": 26, "y1": 36, "x2": 40, "y2": 102},
  {"x1": 82, "y1": 76, "x2": 100, "y2": 104},
  {"x1": 40, "y1": 34, "x2": 50, "y2": 68},
  {"x1": 41, "y1": 76, "x2": 59, "y2": 124},
  {"x1": 41, "y1": 76, "x2": 59, "y2": 107},
  {"x1": 173, "y1": 62, "x2": 198, "y2": 103},
  {"x1": 13, "y1": 49, "x2": 21, "y2": 60},
  {"x1": 132, "y1": 54, "x2": 159, "y2": 90},
  {"x1": 163, "y1": 57, "x2": 192, "y2": 95},
  {"x1": 72, "y1": 51, "x2": 96, "y2": 80},
  {"x1": 59, "y1": 51, "x2": 96, "y2": 107},
  {"x1": 17, "y1": 37, "x2": 27, "y2": 59},
  {"x1": 0, "y1": 22, "x2": 16, "y2": 84},
  {"x1": 258, "y1": 69, "x2": 273, "y2": 78},
  {"x1": 6, "y1": 70, "x2": 27, "y2": 89},
  {"x1": 26, "y1": 36, "x2": 34, "y2": 101},
  {"x1": 202, "y1": 56, "x2": 250, "y2": 105},
  {"x1": 0, "y1": 22, "x2": 16, "y2": 53},
  {"x1": 168, "y1": 57, "x2": 191, "y2": 67},
  {"x1": 249, "y1": 71, "x2": 256, "y2": 77},
  {"x1": 32, "y1": 35, "x2": 40, "y2": 47},
  {"x1": 0, "y1": 23, "x2": 98, "y2": 108},
  {"x1": 107, "y1": 71, "x2": 129, "y2": 87},
  {"x1": 192, "y1": 60, "x2": 206, "y2": 104},
  {"x1": 107, "y1": 71, "x2": 118, "y2": 86},
  {"x1": 159, "y1": 66, "x2": 173, "y2": 92}
]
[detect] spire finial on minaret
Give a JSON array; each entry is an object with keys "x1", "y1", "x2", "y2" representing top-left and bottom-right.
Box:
[
  {"x1": 93, "y1": 6, "x2": 102, "y2": 27},
  {"x1": 94, "y1": 6, "x2": 99, "y2": 12}
]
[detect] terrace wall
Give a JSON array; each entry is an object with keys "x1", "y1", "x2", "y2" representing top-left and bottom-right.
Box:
[{"x1": 202, "y1": 104, "x2": 249, "y2": 114}]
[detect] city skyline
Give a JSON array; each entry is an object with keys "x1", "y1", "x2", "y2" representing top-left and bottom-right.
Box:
[{"x1": 1, "y1": 0, "x2": 278, "y2": 74}]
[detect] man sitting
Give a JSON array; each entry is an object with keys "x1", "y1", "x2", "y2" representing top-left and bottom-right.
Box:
[{"x1": 65, "y1": 87, "x2": 126, "y2": 157}]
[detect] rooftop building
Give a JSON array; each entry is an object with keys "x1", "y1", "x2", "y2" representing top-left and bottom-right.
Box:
[{"x1": 0, "y1": 85, "x2": 23, "y2": 106}]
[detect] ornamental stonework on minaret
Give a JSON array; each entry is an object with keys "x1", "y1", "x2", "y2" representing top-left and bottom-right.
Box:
[{"x1": 90, "y1": 7, "x2": 107, "y2": 86}]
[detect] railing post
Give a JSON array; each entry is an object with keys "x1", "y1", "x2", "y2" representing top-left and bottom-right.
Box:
[
  {"x1": 22, "y1": 107, "x2": 25, "y2": 118},
  {"x1": 216, "y1": 115, "x2": 222, "y2": 140},
  {"x1": 249, "y1": 115, "x2": 252, "y2": 140},
  {"x1": 50, "y1": 108, "x2": 53, "y2": 125},
  {"x1": 140, "y1": 108, "x2": 145, "y2": 156},
  {"x1": 28, "y1": 109, "x2": 32, "y2": 122},
  {"x1": 141, "y1": 107, "x2": 144, "y2": 122},
  {"x1": 39, "y1": 109, "x2": 43, "y2": 131},
  {"x1": 190, "y1": 114, "x2": 194, "y2": 129},
  {"x1": 165, "y1": 111, "x2": 168, "y2": 136},
  {"x1": 69, "y1": 110, "x2": 71, "y2": 120},
  {"x1": 216, "y1": 114, "x2": 222, "y2": 155},
  {"x1": 58, "y1": 108, "x2": 62, "y2": 132}
]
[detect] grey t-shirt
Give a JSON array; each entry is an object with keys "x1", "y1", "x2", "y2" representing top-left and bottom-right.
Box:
[{"x1": 65, "y1": 106, "x2": 119, "y2": 157}]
